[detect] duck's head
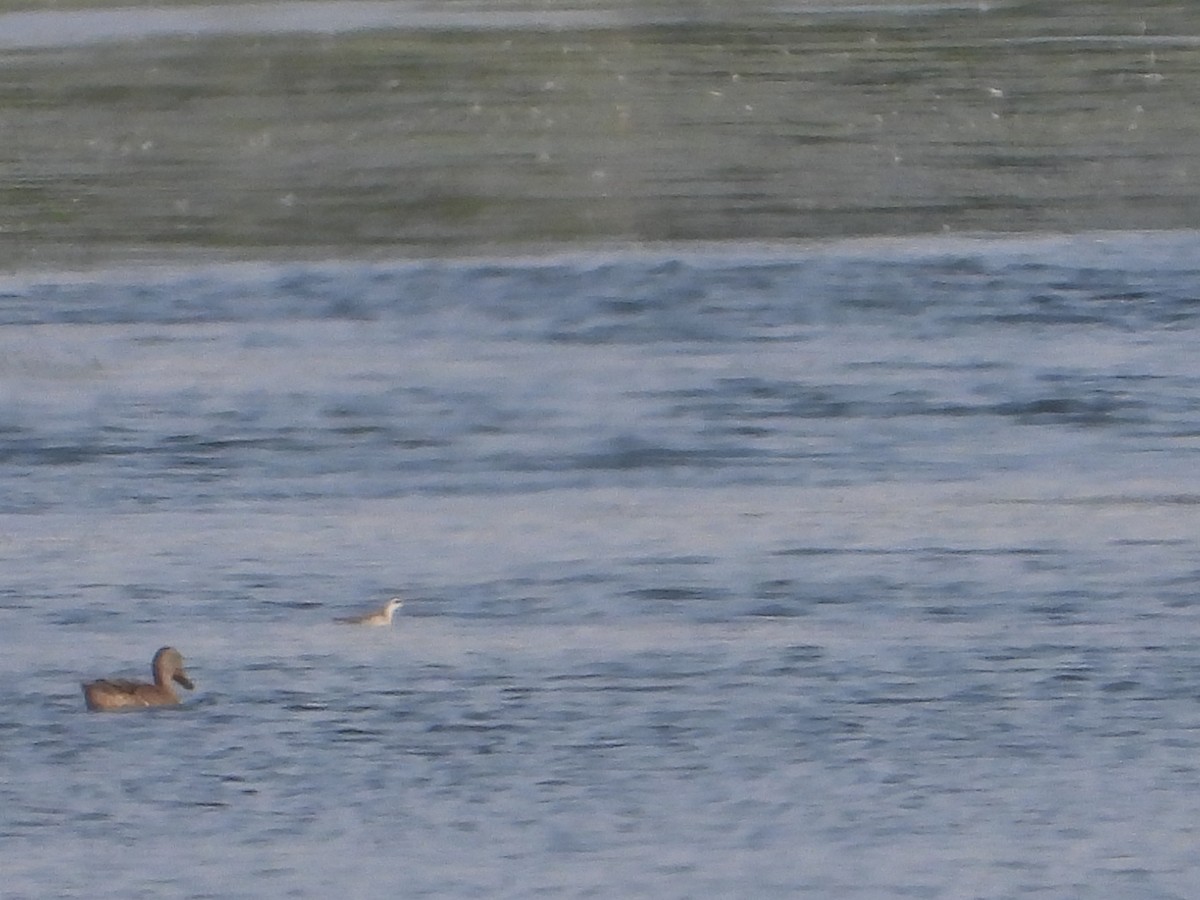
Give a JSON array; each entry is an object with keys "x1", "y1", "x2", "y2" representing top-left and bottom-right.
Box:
[{"x1": 153, "y1": 646, "x2": 195, "y2": 691}]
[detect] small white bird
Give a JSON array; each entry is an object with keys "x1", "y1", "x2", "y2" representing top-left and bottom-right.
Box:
[{"x1": 334, "y1": 597, "x2": 404, "y2": 626}]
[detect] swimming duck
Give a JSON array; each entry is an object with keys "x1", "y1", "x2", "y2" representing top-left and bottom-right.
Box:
[
  {"x1": 334, "y1": 597, "x2": 403, "y2": 626},
  {"x1": 82, "y1": 646, "x2": 195, "y2": 712}
]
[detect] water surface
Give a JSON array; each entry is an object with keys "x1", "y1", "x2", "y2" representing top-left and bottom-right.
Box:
[
  {"x1": 4, "y1": 2, "x2": 1200, "y2": 897},
  {"x1": 4, "y1": 0, "x2": 1200, "y2": 267},
  {"x1": 4, "y1": 233, "x2": 1200, "y2": 897}
]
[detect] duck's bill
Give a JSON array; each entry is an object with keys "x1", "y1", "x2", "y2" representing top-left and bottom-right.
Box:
[{"x1": 175, "y1": 672, "x2": 195, "y2": 690}]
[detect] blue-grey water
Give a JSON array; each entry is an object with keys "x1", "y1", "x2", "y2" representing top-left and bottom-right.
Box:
[
  {"x1": 7, "y1": 0, "x2": 1200, "y2": 895},
  {"x1": 5, "y1": 231, "x2": 1200, "y2": 898}
]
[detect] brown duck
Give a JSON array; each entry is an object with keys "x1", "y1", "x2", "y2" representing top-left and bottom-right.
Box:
[{"x1": 82, "y1": 646, "x2": 195, "y2": 712}]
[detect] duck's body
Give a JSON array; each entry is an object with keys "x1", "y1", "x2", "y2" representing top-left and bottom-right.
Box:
[
  {"x1": 82, "y1": 646, "x2": 195, "y2": 712},
  {"x1": 334, "y1": 597, "x2": 403, "y2": 626}
]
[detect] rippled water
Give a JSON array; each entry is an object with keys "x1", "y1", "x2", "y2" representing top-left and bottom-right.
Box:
[
  {"x1": 4, "y1": 231, "x2": 1200, "y2": 897},
  {"x1": 6, "y1": 0, "x2": 1200, "y2": 895},
  {"x1": 5, "y1": 0, "x2": 1200, "y2": 266}
]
